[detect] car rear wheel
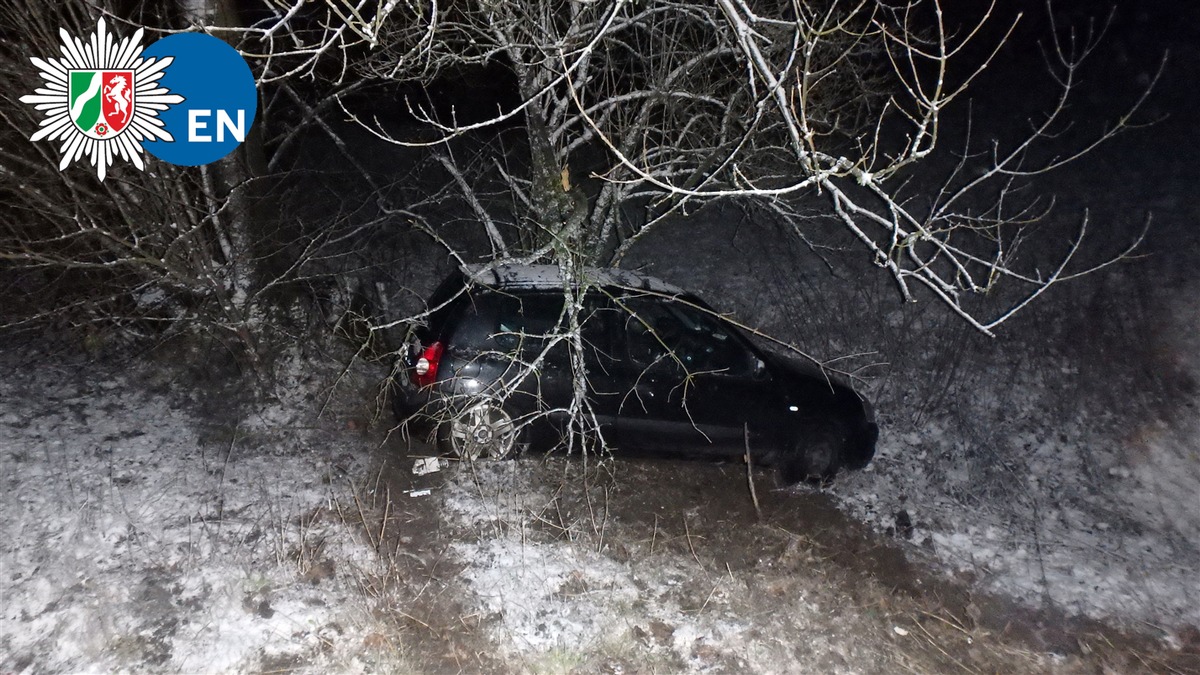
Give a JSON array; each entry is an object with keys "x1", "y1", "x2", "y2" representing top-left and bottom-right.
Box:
[
  {"x1": 438, "y1": 400, "x2": 519, "y2": 461},
  {"x1": 781, "y1": 421, "x2": 845, "y2": 484}
]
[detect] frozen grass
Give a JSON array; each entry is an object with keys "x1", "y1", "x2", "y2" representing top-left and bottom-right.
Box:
[
  {"x1": 2, "y1": 232, "x2": 1196, "y2": 672},
  {"x1": 429, "y1": 455, "x2": 1181, "y2": 673},
  {"x1": 834, "y1": 416, "x2": 1200, "y2": 634},
  {"x1": 1, "y1": 330, "x2": 1193, "y2": 673},
  {"x1": 0, "y1": 344, "x2": 412, "y2": 674},
  {"x1": 439, "y1": 460, "x2": 899, "y2": 674},
  {"x1": 831, "y1": 278, "x2": 1200, "y2": 638}
]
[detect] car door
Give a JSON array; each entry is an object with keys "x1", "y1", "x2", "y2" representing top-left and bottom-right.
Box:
[
  {"x1": 488, "y1": 290, "x2": 572, "y2": 405},
  {"x1": 490, "y1": 290, "x2": 627, "y2": 440},
  {"x1": 576, "y1": 293, "x2": 625, "y2": 441},
  {"x1": 612, "y1": 294, "x2": 771, "y2": 455}
]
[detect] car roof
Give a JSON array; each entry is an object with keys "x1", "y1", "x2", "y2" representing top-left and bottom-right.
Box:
[{"x1": 462, "y1": 263, "x2": 686, "y2": 295}]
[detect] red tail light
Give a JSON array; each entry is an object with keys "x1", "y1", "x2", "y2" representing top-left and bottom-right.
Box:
[{"x1": 412, "y1": 341, "x2": 444, "y2": 387}]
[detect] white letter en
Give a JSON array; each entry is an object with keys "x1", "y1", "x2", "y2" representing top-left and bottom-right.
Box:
[
  {"x1": 188, "y1": 109, "x2": 212, "y2": 142},
  {"x1": 216, "y1": 110, "x2": 245, "y2": 143}
]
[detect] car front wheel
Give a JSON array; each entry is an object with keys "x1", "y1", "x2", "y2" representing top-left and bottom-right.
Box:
[{"x1": 781, "y1": 420, "x2": 845, "y2": 484}]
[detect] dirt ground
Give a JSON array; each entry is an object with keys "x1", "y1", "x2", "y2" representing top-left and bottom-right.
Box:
[{"x1": 360, "y1": 433, "x2": 1200, "y2": 674}]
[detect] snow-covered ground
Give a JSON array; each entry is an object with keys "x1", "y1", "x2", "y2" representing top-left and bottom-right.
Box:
[
  {"x1": 0, "y1": 345, "x2": 400, "y2": 674},
  {"x1": 2, "y1": 333, "x2": 1195, "y2": 673},
  {"x1": 439, "y1": 460, "x2": 902, "y2": 674},
  {"x1": 833, "y1": 279, "x2": 1200, "y2": 637},
  {"x1": 835, "y1": 417, "x2": 1200, "y2": 634},
  {"x1": 429, "y1": 412, "x2": 1200, "y2": 673}
]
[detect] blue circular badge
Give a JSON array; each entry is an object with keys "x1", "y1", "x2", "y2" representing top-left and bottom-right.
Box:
[{"x1": 140, "y1": 33, "x2": 257, "y2": 167}]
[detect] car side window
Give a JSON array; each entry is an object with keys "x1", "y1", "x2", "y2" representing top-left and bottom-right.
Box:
[
  {"x1": 619, "y1": 295, "x2": 757, "y2": 377},
  {"x1": 579, "y1": 294, "x2": 617, "y2": 373},
  {"x1": 492, "y1": 292, "x2": 565, "y2": 360},
  {"x1": 488, "y1": 291, "x2": 614, "y2": 373},
  {"x1": 620, "y1": 298, "x2": 677, "y2": 368}
]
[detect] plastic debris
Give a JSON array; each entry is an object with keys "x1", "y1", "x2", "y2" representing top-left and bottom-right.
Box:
[{"x1": 412, "y1": 457, "x2": 441, "y2": 476}]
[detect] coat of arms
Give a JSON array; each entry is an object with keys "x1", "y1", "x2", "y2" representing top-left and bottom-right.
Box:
[{"x1": 20, "y1": 19, "x2": 184, "y2": 180}]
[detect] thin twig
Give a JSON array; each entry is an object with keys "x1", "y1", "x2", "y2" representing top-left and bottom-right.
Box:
[
  {"x1": 744, "y1": 423, "x2": 763, "y2": 520},
  {"x1": 684, "y1": 515, "x2": 704, "y2": 570},
  {"x1": 650, "y1": 513, "x2": 658, "y2": 556}
]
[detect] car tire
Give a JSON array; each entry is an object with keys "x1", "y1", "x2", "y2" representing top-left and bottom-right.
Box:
[
  {"x1": 437, "y1": 399, "x2": 523, "y2": 461},
  {"x1": 781, "y1": 420, "x2": 845, "y2": 485}
]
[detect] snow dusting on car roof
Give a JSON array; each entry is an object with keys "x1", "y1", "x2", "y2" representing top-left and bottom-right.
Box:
[{"x1": 463, "y1": 263, "x2": 685, "y2": 295}]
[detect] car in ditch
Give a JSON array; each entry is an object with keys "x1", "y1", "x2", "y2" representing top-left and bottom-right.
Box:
[{"x1": 391, "y1": 264, "x2": 878, "y2": 482}]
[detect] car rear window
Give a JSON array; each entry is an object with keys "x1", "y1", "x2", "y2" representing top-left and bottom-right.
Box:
[
  {"x1": 447, "y1": 290, "x2": 567, "y2": 356},
  {"x1": 493, "y1": 292, "x2": 566, "y2": 351}
]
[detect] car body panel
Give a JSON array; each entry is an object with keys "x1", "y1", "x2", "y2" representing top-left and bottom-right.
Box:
[{"x1": 391, "y1": 265, "x2": 878, "y2": 474}]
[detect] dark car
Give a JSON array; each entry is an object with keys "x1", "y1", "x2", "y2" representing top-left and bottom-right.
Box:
[{"x1": 392, "y1": 264, "x2": 878, "y2": 482}]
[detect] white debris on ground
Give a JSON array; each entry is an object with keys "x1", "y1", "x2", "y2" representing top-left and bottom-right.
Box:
[{"x1": 0, "y1": 347, "x2": 392, "y2": 674}]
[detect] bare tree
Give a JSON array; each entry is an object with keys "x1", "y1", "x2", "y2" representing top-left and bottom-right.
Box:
[
  {"x1": 239, "y1": 0, "x2": 1155, "y2": 337},
  {"x1": 0, "y1": 0, "x2": 360, "y2": 369},
  {"x1": 0, "y1": 3, "x2": 255, "y2": 352},
  {"x1": 0, "y1": 0, "x2": 1158, "y2": 458},
  {"x1": 351, "y1": 0, "x2": 889, "y2": 265}
]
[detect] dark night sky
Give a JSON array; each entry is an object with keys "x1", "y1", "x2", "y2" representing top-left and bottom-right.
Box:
[{"x1": 953, "y1": 0, "x2": 1200, "y2": 290}]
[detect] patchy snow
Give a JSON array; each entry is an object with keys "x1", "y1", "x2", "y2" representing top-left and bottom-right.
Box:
[
  {"x1": 438, "y1": 461, "x2": 893, "y2": 673},
  {"x1": 835, "y1": 422, "x2": 1200, "y2": 624},
  {"x1": 0, "y1": 346, "x2": 392, "y2": 674},
  {"x1": 451, "y1": 536, "x2": 641, "y2": 654},
  {"x1": 835, "y1": 302, "x2": 1200, "y2": 634},
  {"x1": 440, "y1": 463, "x2": 640, "y2": 655},
  {"x1": 1, "y1": 310, "x2": 1195, "y2": 672}
]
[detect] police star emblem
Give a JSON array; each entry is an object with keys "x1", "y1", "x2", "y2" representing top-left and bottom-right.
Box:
[{"x1": 19, "y1": 19, "x2": 184, "y2": 181}]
